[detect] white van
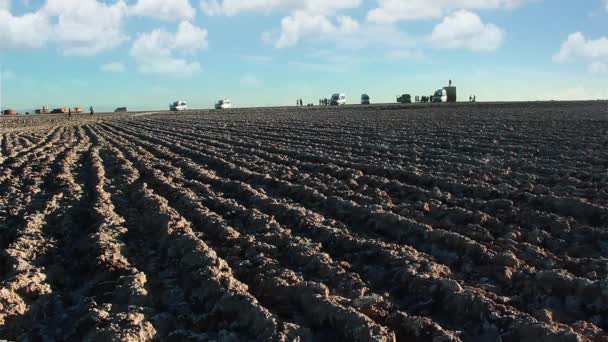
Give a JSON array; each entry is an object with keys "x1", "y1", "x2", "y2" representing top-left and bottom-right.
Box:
[
  {"x1": 330, "y1": 93, "x2": 346, "y2": 105},
  {"x1": 215, "y1": 99, "x2": 232, "y2": 109},
  {"x1": 431, "y1": 89, "x2": 447, "y2": 103},
  {"x1": 170, "y1": 101, "x2": 188, "y2": 111}
]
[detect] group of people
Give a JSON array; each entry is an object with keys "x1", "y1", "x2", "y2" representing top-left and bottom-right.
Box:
[
  {"x1": 415, "y1": 96, "x2": 430, "y2": 103},
  {"x1": 469, "y1": 95, "x2": 477, "y2": 102},
  {"x1": 296, "y1": 99, "x2": 316, "y2": 107},
  {"x1": 296, "y1": 98, "x2": 334, "y2": 106}
]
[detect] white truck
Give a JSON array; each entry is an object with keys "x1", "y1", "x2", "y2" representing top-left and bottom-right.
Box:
[
  {"x1": 215, "y1": 99, "x2": 232, "y2": 109},
  {"x1": 330, "y1": 93, "x2": 346, "y2": 106},
  {"x1": 431, "y1": 89, "x2": 447, "y2": 103},
  {"x1": 170, "y1": 101, "x2": 188, "y2": 111}
]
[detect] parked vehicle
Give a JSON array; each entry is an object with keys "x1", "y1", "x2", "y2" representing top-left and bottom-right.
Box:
[
  {"x1": 330, "y1": 93, "x2": 346, "y2": 106},
  {"x1": 431, "y1": 89, "x2": 448, "y2": 103},
  {"x1": 114, "y1": 107, "x2": 128, "y2": 113},
  {"x1": 361, "y1": 94, "x2": 370, "y2": 105},
  {"x1": 215, "y1": 99, "x2": 232, "y2": 109},
  {"x1": 51, "y1": 108, "x2": 69, "y2": 114},
  {"x1": 397, "y1": 94, "x2": 412, "y2": 104},
  {"x1": 170, "y1": 101, "x2": 188, "y2": 111},
  {"x1": 444, "y1": 86, "x2": 457, "y2": 102},
  {"x1": 35, "y1": 105, "x2": 49, "y2": 114}
]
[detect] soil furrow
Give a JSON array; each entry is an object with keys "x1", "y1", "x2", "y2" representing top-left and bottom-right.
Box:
[
  {"x1": 96, "y1": 121, "x2": 590, "y2": 340},
  {"x1": 92, "y1": 129, "x2": 310, "y2": 341}
]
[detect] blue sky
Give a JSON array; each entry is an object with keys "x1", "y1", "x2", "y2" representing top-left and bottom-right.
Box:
[{"x1": 1, "y1": 0, "x2": 607, "y2": 111}]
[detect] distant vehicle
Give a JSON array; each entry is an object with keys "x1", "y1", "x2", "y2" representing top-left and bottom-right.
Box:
[
  {"x1": 444, "y1": 86, "x2": 457, "y2": 102},
  {"x1": 114, "y1": 107, "x2": 128, "y2": 112},
  {"x1": 432, "y1": 89, "x2": 448, "y2": 103},
  {"x1": 215, "y1": 99, "x2": 232, "y2": 109},
  {"x1": 170, "y1": 101, "x2": 188, "y2": 111},
  {"x1": 330, "y1": 93, "x2": 346, "y2": 106},
  {"x1": 361, "y1": 94, "x2": 370, "y2": 105},
  {"x1": 35, "y1": 105, "x2": 49, "y2": 114},
  {"x1": 51, "y1": 108, "x2": 69, "y2": 114},
  {"x1": 397, "y1": 94, "x2": 412, "y2": 104}
]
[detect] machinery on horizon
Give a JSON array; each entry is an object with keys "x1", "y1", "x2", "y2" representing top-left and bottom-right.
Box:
[
  {"x1": 397, "y1": 94, "x2": 412, "y2": 104},
  {"x1": 170, "y1": 101, "x2": 188, "y2": 111},
  {"x1": 432, "y1": 80, "x2": 457, "y2": 103},
  {"x1": 361, "y1": 94, "x2": 370, "y2": 105},
  {"x1": 330, "y1": 93, "x2": 346, "y2": 106},
  {"x1": 215, "y1": 99, "x2": 232, "y2": 109},
  {"x1": 35, "y1": 105, "x2": 49, "y2": 114}
]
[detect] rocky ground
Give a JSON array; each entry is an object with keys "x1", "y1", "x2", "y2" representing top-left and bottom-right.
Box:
[{"x1": 1, "y1": 102, "x2": 607, "y2": 341}]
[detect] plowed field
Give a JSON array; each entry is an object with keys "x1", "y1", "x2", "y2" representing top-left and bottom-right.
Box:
[{"x1": 1, "y1": 102, "x2": 607, "y2": 341}]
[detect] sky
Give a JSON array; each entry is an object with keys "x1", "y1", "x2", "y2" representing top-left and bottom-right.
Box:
[{"x1": 1, "y1": 0, "x2": 608, "y2": 111}]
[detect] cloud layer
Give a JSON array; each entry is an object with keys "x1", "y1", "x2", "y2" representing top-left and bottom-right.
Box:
[
  {"x1": 367, "y1": 0, "x2": 524, "y2": 23},
  {"x1": 430, "y1": 10, "x2": 504, "y2": 51},
  {"x1": 0, "y1": 0, "x2": 538, "y2": 75},
  {"x1": 130, "y1": 21, "x2": 208, "y2": 76},
  {"x1": 200, "y1": 0, "x2": 361, "y2": 16},
  {"x1": 553, "y1": 32, "x2": 608, "y2": 73},
  {"x1": 131, "y1": 0, "x2": 195, "y2": 21}
]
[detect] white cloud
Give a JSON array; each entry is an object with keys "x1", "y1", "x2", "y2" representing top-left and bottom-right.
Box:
[
  {"x1": 200, "y1": 0, "x2": 361, "y2": 16},
  {"x1": 0, "y1": 0, "x2": 130, "y2": 55},
  {"x1": 130, "y1": 21, "x2": 208, "y2": 76},
  {"x1": 131, "y1": 0, "x2": 195, "y2": 21},
  {"x1": 367, "y1": 0, "x2": 524, "y2": 23},
  {"x1": 173, "y1": 20, "x2": 208, "y2": 51},
  {"x1": 240, "y1": 73, "x2": 261, "y2": 86},
  {"x1": 100, "y1": 62, "x2": 126, "y2": 73},
  {"x1": 553, "y1": 32, "x2": 608, "y2": 74},
  {"x1": 44, "y1": 0, "x2": 129, "y2": 56},
  {"x1": 430, "y1": 10, "x2": 504, "y2": 51},
  {"x1": 274, "y1": 12, "x2": 359, "y2": 48},
  {"x1": 201, "y1": 0, "x2": 361, "y2": 48},
  {"x1": 0, "y1": 7, "x2": 50, "y2": 48}
]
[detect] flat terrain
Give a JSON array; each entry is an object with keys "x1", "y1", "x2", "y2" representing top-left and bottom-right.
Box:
[{"x1": 1, "y1": 102, "x2": 608, "y2": 341}]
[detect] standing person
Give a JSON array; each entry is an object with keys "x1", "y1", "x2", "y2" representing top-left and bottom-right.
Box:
[
  {"x1": 68, "y1": 107, "x2": 72, "y2": 119},
  {"x1": 89, "y1": 106, "x2": 94, "y2": 116}
]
